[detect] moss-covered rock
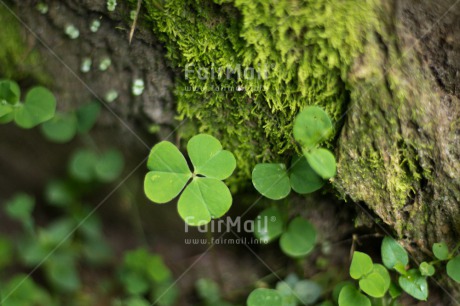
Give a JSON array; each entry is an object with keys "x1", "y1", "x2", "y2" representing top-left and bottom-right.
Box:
[{"x1": 142, "y1": 0, "x2": 377, "y2": 187}]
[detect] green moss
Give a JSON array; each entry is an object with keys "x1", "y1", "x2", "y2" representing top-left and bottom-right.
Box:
[
  {"x1": 0, "y1": 5, "x2": 48, "y2": 83},
  {"x1": 141, "y1": 0, "x2": 377, "y2": 187}
]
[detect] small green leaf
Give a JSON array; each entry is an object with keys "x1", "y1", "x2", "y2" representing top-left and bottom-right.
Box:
[
  {"x1": 279, "y1": 217, "x2": 316, "y2": 258},
  {"x1": 252, "y1": 163, "x2": 291, "y2": 200},
  {"x1": 359, "y1": 273, "x2": 386, "y2": 298},
  {"x1": 0, "y1": 79, "x2": 20, "y2": 104},
  {"x1": 95, "y1": 149, "x2": 124, "y2": 182},
  {"x1": 338, "y1": 285, "x2": 371, "y2": 306},
  {"x1": 447, "y1": 256, "x2": 460, "y2": 283},
  {"x1": 45, "y1": 254, "x2": 80, "y2": 292},
  {"x1": 419, "y1": 262, "x2": 435, "y2": 277},
  {"x1": 398, "y1": 269, "x2": 428, "y2": 301},
  {"x1": 68, "y1": 149, "x2": 98, "y2": 182},
  {"x1": 373, "y1": 264, "x2": 391, "y2": 289},
  {"x1": 289, "y1": 156, "x2": 325, "y2": 194},
  {"x1": 349, "y1": 251, "x2": 373, "y2": 280},
  {"x1": 14, "y1": 86, "x2": 56, "y2": 128},
  {"x1": 381, "y1": 236, "x2": 409, "y2": 270},
  {"x1": 177, "y1": 178, "x2": 232, "y2": 226},
  {"x1": 305, "y1": 148, "x2": 336, "y2": 179},
  {"x1": 76, "y1": 101, "x2": 101, "y2": 133},
  {"x1": 432, "y1": 242, "x2": 449, "y2": 260},
  {"x1": 293, "y1": 106, "x2": 333, "y2": 149},
  {"x1": 5, "y1": 193, "x2": 34, "y2": 223},
  {"x1": 253, "y1": 207, "x2": 284, "y2": 243},
  {"x1": 144, "y1": 141, "x2": 192, "y2": 203},
  {"x1": 187, "y1": 134, "x2": 236, "y2": 180},
  {"x1": 40, "y1": 112, "x2": 78, "y2": 143},
  {"x1": 0, "y1": 104, "x2": 14, "y2": 117},
  {"x1": 247, "y1": 288, "x2": 282, "y2": 306}
]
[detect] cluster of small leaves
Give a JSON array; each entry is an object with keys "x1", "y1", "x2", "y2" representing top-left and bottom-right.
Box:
[
  {"x1": 116, "y1": 248, "x2": 178, "y2": 306},
  {"x1": 339, "y1": 237, "x2": 460, "y2": 306},
  {"x1": 0, "y1": 79, "x2": 56, "y2": 128},
  {"x1": 41, "y1": 101, "x2": 101, "y2": 143},
  {"x1": 247, "y1": 274, "x2": 322, "y2": 306},
  {"x1": 2, "y1": 127, "x2": 125, "y2": 300},
  {"x1": 252, "y1": 107, "x2": 335, "y2": 200},
  {"x1": 253, "y1": 207, "x2": 316, "y2": 258},
  {"x1": 144, "y1": 134, "x2": 236, "y2": 226}
]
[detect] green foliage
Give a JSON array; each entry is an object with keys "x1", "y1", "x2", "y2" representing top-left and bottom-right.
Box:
[
  {"x1": 432, "y1": 242, "x2": 449, "y2": 260},
  {"x1": 118, "y1": 248, "x2": 178, "y2": 306},
  {"x1": 0, "y1": 82, "x2": 56, "y2": 128},
  {"x1": 252, "y1": 209, "x2": 316, "y2": 258},
  {"x1": 14, "y1": 87, "x2": 56, "y2": 128},
  {"x1": 381, "y1": 237, "x2": 409, "y2": 270},
  {"x1": 68, "y1": 148, "x2": 124, "y2": 183},
  {"x1": 252, "y1": 164, "x2": 291, "y2": 200},
  {"x1": 398, "y1": 269, "x2": 428, "y2": 301},
  {"x1": 293, "y1": 106, "x2": 333, "y2": 150},
  {"x1": 279, "y1": 217, "x2": 316, "y2": 258},
  {"x1": 289, "y1": 156, "x2": 324, "y2": 194},
  {"x1": 144, "y1": 134, "x2": 236, "y2": 226},
  {"x1": 253, "y1": 207, "x2": 284, "y2": 243},
  {"x1": 143, "y1": 0, "x2": 376, "y2": 186},
  {"x1": 251, "y1": 106, "x2": 334, "y2": 200},
  {"x1": 1, "y1": 275, "x2": 55, "y2": 306},
  {"x1": 419, "y1": 262, "x2": 435, "y2": 277},
  {"x1": 4, "y1": 193, "x2": 34, "y2": 232},
  {"x1": 349, "y1": 252, "x2": 373, "y2": 280},
  {"x1": 41, "y1": 101, "x2": 101, "y2": 143},
  {"x1": 275, "y1": 274, "x2": 322, "y2": 306},
  {"x1": 338, "y1": 285, "x2": 370, "y2": 306},
  {"x1": 247, "y1": 288, "x2": 282, "y2": 306},
  {"x1": 446, "y1": 256, "x2": 460, "y2": 283}
]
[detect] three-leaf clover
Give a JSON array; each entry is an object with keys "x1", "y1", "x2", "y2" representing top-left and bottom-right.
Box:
[
  {"x1": 0, "y1": 80, "x2": 56, "y2": 128},
  {"x1": 293, "y1": 106, "x2": 336, "y2": 179},
  {"x1": 144, "y1": 134, "x2": 236, "y2": 226},
  {"x1": 253, "y1": 208, "x2": 317, "y2": 258},
  {"x1": 252, "y1": 156, "x2": 325, "y2": 200}
]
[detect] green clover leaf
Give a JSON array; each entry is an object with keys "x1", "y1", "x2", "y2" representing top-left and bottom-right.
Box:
[
  {"x1": 279, "y1": 217, "x2": 316, "y2": 258},
  {"x1": 432, "y1": 242, "x2": 449, "y2": 260},
  {"x1": 0, "y1": 79, "x2": 20, "y2": 105},
  {"x1": 293, "y1": 106, "x2": 333, "y2": 149},
  {"x1": 398, "y1": 269, "x2": 428, "y2": 300},
  {"x1": 304, "y1": 148, "x2": 336, "y2": 179},
  {"x1": 289, "y1": 156, "x2": 325, "y2": 193},
  {"x1": 381, "y1": 236, "x2": 409, "y2": 270},
  {"x1": 447, "y1": 256, "x2": 460, "y2": 283},
  {"x1": 338, "y1": 285, "x2": 371, "y2": 306},
  {"x1": 252, "y1": 163, "x2": 291, "y2": 200},
  {"x1": 14, "y1": 86, "x2": 56, "y2": 129},
  {"x1": 144, "y1": 134, "x2": 236, "y2": 226},
  {"x1": 145, "y1": 141, "x2": 192, "y2": 203},
  {"x1": 247, "y1": 288, "x2": 282, "y2": 306},
  {"x1": 358, "y1": 264, "x2": 390, "y2": 298},
  {"x1": 350, "y1": 251, "x2": 373, "y2": 280},
  {"x1": 253, "y1": 207, "x2": 284, "y2": 243}
]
